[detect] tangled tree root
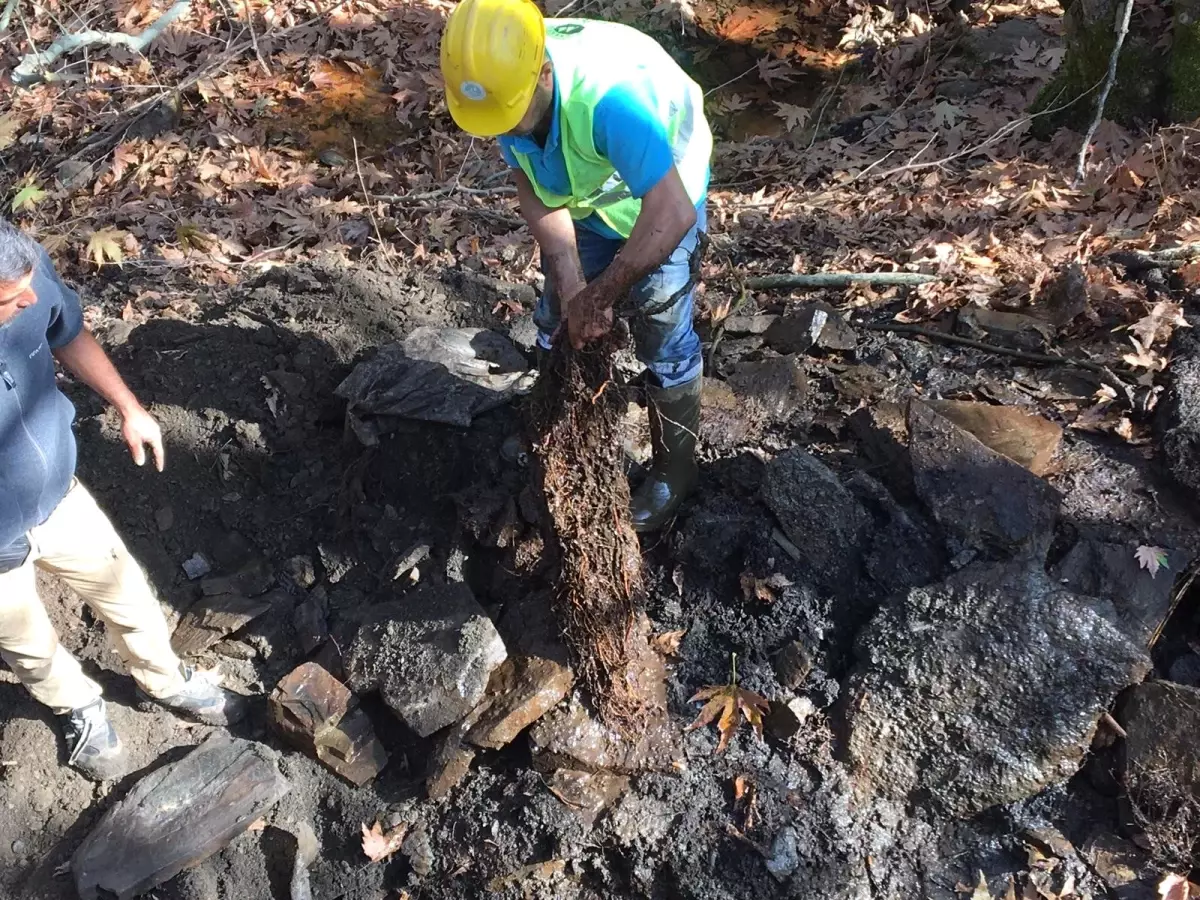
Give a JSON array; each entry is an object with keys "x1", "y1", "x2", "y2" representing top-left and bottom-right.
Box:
[{"x1": 527, "y1": 337, "x2": 658, "y2": 732}]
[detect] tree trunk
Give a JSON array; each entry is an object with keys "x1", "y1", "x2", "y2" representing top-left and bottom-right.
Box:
[
  {"x1": 1031, "y1": 0, "x2": 1179, "y2": 135},
  {"x1": 1172, "y1": 0, "x2": 1200, "y2": 120}
]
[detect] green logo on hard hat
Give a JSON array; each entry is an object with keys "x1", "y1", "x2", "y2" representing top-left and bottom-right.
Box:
[{"x1": 549, "y1": 23, "x2": 583, "y2": 35}]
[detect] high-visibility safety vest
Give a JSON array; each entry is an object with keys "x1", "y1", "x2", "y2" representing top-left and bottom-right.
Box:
[{"x1": 509, "y1": 18, "x2": 713, "y2": 240}]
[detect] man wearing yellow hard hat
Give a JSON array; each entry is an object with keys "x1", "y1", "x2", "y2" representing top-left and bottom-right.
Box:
[{"x1": 441, "y1": 0, "x2": 713, "y2": 533}]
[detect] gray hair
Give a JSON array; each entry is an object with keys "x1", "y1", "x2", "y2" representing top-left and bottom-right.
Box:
[{"x1": 0, "y1": 220, "x2": 40, "y2": 283}]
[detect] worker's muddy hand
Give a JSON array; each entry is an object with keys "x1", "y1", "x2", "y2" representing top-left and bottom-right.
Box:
[{"x1": 565, "y1": 283, "x2": 615, "y2": 350}]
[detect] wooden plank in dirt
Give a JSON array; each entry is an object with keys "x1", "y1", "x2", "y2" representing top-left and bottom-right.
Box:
[
  {"x1": 171, "y1": 592, "x2": 275, "y2": 657},
  {"x1": 72, "y1": 733, "x2": 291, "y2": 900}
]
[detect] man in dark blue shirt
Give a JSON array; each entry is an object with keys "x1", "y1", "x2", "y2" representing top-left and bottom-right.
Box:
[{"x1": 0, "y1": 220, "x2": 245, "y2": 781}]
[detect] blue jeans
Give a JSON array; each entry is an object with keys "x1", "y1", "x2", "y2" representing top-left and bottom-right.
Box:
[{"x1": 534, "y1": 201, "x2": 706, "y2": 389}]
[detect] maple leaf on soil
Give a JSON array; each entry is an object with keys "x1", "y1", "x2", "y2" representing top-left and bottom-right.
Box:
[
  {"x1": 86, "y1": 229, "x2": 128, "y2": 267},
  {"x1": 1135, "y1": 545, "x2": 1169, "y2": 579},
  {"x1": 11, "y1": 183, "x2": 46, "y2": 214},
  {"x1": 361, "y1": 820, "x2": 407, "y2": 863},
  {"x1": 686, "y1": 654, "x2": 770, "y2": 754}
]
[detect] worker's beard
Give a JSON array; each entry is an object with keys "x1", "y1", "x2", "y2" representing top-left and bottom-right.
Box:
[{"x1": 510, "y1": 83, "x2": 554, "y2": 142}]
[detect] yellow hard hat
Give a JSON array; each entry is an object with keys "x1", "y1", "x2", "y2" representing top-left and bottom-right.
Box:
[{"x1": 440, "y1": 0, "x2": 546, "y2": 138}]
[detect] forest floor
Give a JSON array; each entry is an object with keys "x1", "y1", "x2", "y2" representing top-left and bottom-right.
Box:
[{"x1": 1, "y1": 0, "x2": 1200, "y2": 898}]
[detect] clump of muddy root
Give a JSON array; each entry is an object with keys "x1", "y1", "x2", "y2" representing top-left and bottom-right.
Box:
[{"x1": 527, "y1": 337, "x2": 658, "y2": 731}]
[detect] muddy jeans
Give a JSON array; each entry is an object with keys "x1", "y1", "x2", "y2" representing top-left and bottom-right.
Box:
[
  {"x1": 533, "y1": 200, "x2": 707, "y2": 389},
  {"x1": 0, "y1": 480, "x2": 185, "y2": 714}
]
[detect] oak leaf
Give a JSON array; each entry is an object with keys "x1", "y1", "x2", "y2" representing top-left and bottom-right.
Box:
[
  {"x1": 361, "y1": 820, "x2": 408, "y2": 863},
  {"x1": 686, "y1": 680, "x2": 770, "y2": 753}
]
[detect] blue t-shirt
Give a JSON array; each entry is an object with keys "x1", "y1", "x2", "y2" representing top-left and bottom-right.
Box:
[
  {"x1": 499, "y1": 74, "x2": 701, "y2": 239},
  {"x1": 0, "y1": 247, "x2": 84, "y2": 553}
]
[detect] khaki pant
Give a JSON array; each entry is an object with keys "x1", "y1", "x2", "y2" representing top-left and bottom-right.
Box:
[{"x1": 0, "y1": 480, "x2": 185, "y2": 714}]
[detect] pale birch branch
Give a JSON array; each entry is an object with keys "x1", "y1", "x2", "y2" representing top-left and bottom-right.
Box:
[{"x1": 12, "y1": 0, "x2": 191, "y2": 86}]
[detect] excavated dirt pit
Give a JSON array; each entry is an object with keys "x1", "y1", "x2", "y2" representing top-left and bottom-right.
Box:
[{"x1": 1, "y1": 259, "x2": 1198, "y2": 900}]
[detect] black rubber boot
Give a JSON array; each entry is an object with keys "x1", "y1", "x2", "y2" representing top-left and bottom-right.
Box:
[
  {"x1": 62, "y1": 698, "x2": 130, "y2": 782},
  {"x1": 630, "y1": 376, "x2": 701, "y2": 533}
]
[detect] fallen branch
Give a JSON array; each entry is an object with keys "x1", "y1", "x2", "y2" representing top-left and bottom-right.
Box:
[
  {"x1": 379, "y1": 185, "x2": 516, "y2": 204},
  {"x1": 1108, "y1": 245, "x2": 1200, "y2": 270},
  {"x1": 747, "y1": 272, "x2": 940, "y2": 290},
  {"x1": 865, "y1": 321, "x2": 1135, "y2": 401},
  {"x1": 0, "y1": 0, "x2": 19, "y2": 32},
  {"x1": 1074, "y1": 0, "x2": 1135, "y2": 184},
  {"x1": 12, "y1": 0, "x2": 191, "y2": 86}
]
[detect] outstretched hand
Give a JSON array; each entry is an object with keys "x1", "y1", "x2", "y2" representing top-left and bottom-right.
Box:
[{"x1": 121, "y1": 404, "x2": 165, "y2": 472}]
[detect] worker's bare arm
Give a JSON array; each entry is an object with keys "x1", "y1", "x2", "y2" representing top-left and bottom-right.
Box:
[{"x1": 513, "y1": 169, "x2": 586, "y2": 305}]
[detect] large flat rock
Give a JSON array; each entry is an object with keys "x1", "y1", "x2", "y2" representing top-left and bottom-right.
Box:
[
  {"x1": 846, "y1": 562, "x2": 1150, "y2": 818},
  {"x1": 909, "y1": 400, "x2": 1061, "y2": 560},
  {"x1": 923, "y1": 400, "x2": 1062, "y2": 476},
  {"x1": 345, "y1": 583, "x2": 507, "y2": 737},
  {"x1": 73, "y1": 734, "x2": 290, "y2": 900}
]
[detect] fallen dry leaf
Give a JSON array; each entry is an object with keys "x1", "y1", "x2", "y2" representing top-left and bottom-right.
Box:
[
  {"x1": 0, "y1": 114, "x2": 22, "y2": 151},
  {"x1": 86, "y1": 229, "x2": 127, "y2": 267},
  {"x1": 361, "y1": 820, "x2": 408, "y2": 863},
  {"x1": 1135, "y1": 545, "x2": 1169, "y2": 578},
  {"x1": 686, "y1": 661, "x2": 770, "y2": 754},
  {"x1": 740, "y1": 571, "x2": 778, "y2": 604},
  {"x1": 652, "y1": 629, "x2": 687, "y2": 657}
]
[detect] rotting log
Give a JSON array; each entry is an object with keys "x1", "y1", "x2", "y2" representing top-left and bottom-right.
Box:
[{"x1": 526, "y1": 338, "x2": 660, "y2": 732}]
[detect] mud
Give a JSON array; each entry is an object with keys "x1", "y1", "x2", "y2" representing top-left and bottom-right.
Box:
[{"x1": 1, "y1": 258, "x2": 1198, "y2": 900}]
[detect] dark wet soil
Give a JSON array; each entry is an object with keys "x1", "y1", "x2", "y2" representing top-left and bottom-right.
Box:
[{"x1": 0, "y1": 254, "x2": 1197, "y2": 900}]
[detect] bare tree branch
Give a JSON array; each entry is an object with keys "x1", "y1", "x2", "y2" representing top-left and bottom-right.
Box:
[
  {"x1": 1074, "y1": 0, "x2": 1136, "y2": 184},
  {"x1": 0, "y1": 0, "x2": 20, "y2": 33},
  {"x1": 12, "y1": 0, "x2": 191, "y2": 86},
  {"x1": 747, "y1": 272, "x2": 940, "y2": 289}
]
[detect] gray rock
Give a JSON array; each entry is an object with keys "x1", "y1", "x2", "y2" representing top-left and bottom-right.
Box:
[
  {"x1": 1159, "y1": 324, "x2": 1200, "y2": 501},
  {"x1": 1119, "y1": 681, "x2": 1200, "y2": 803},
  {"x1": 847, "y1": 471, "x2": 942, "y2": 591},
  {"x1": 1169, "y1": 653, "x2": 1200, "y2": 687},
  {"x1": 1052, "y1": 540, "x2": 1190, "y2": 650},
  {"x1": 846, "y1": 562, "x2": 1150, "y2": 818},
  {"x1": 726, "y1": 355, "x2": 809, "y2": 422},
  {"x1": 182, "y1": 553, "x2": 211, "y2": 581},
  {"x1": 765, "y1": 826, "x2": 801, "y2": 882},
  {"x1": 764, "y1": 302, "x2": 856, "y2": 354},
  {"x1": 282, "y1": 556, "x2": 316, "y2": 591},
  {"x1": 721, "y1": 314, "x2": 778, "y2": 335},
  {"x1": 909, "y1": 400, "x2": 1061, "y2": 561},
  {"x1": 345, "y1": 583, "x2": 507, "y2": 736},
  {"x1": 762, "y1": 450, "x2": 871, "y2": 588},
  {"x1": 317, "y1": 543, "x2": 355, "y2": 585}
]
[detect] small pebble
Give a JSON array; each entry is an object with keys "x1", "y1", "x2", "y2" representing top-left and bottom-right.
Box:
[
  {"x1": 182, "y1": 553, "x2": 211, "y2": 580},
  {"x1": 11, "y1": 839, "x2": 25, "y2": 856},
  {"x1": 154, "y1": 507, "x2": 174, "y2": 532}
]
